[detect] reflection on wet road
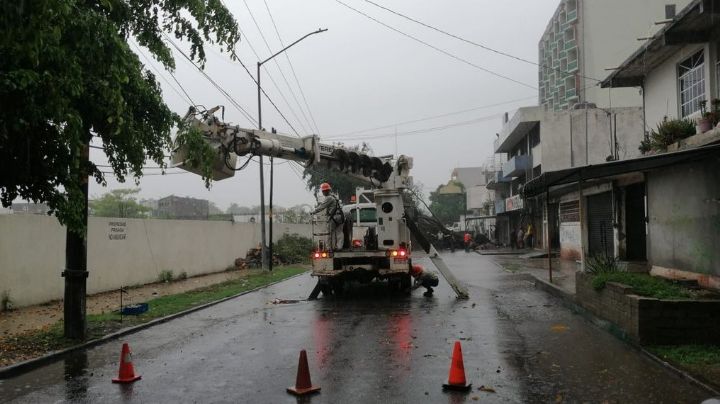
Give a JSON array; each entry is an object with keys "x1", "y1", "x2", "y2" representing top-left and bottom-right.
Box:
[{"x1": 0, "y1": 253, "x2": 713, "y2": 403}]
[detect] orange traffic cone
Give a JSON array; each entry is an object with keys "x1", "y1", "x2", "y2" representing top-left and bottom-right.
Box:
[
  {"x1": 112, "y1": 342, "x2": 142, "y2": 383},
  {"x1": 443, "y1": 341, "x2": 471, "y2": 391},
  {"x1": 287, "y1": 349, "x2": 321, "y2": 396}
]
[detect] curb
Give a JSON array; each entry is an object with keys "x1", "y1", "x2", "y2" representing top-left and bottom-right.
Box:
[
  {"x1": 530, "y1": 275, "x2": 720, "y2": 397},
  {"x1": 640, "y1": 348, "x2": 720, "y2": 396},
  {"x1": 533, "y1": 277, "x2": 575, "y2": 303},
  {"x1": 0, "y1": 270, "x2": 309, "y2": 379}
]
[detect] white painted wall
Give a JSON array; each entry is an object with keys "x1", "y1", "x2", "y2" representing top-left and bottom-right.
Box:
[
  {"x1": 467, "y1": 186, "x2": 493, "y2": 211},
  {"x1": 580, "y1": 0, "x2": 694, "y2": 108},
  {"x1": 541, "y1": 106, "x2": 644, "y2": 172},
  {"x1": 644, "y1": 43, "x2": 714, "y2": 129},
  {"x1": 0, "y1": 215, "x2": 311, "y2": 307}
]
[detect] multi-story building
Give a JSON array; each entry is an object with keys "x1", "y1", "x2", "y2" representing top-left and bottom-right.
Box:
[
  {"x1": 539, "y1": 0, "x2": 692, "y2": 111},
  {"x1": 450, "y1": 167, "x2": 494, "y2": 216},
  {"x1": 596, "y1": 0, "x2": 720, "y2": 285},
  {"x1": 157, "y1": 195, "x2": 209, "y2": 220},
  {"x1": 487, "y1": 105, "x2": 645, "y2": 250}
]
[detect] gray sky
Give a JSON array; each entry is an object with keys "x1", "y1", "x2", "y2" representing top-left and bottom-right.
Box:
[{"x1": 90, "y1": 0, "x2": 559, "y2": 209}]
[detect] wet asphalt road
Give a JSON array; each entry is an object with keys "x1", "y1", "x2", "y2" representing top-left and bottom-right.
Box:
[{"x1": 0, "y1": 253, "x2": 714, "y2": 403}]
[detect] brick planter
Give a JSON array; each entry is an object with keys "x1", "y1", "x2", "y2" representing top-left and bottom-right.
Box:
[{"x1": 576, "y1": 272, "x2": 720, "y2": 345}]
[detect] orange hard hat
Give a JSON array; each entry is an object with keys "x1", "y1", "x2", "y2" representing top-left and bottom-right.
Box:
[
  {"x1": 320, "y1": 182, "x2": 331, "y2": 192},
  {"x1": 410, "y1": 265, "x2": 423, "y2": 276}
]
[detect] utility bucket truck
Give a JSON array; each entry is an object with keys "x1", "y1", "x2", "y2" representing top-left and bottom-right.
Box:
[{"x1": 172, "y1": 106, "x2": 468, "y2": 299}]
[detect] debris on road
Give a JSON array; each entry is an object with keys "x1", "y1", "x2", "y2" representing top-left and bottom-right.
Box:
[
  {"x1": 270, "y1": 299, "x2": 302, "y2": 305},
  {"x1": 479, "y1": 385, "x2": 496, "y2": 393}
]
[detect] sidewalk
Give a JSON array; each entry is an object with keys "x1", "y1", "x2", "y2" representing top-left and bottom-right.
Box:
[
  {"x1": 0, "y1": 270, "x2": 256, "y2": 338},
  {"x1": 488, "y1": 251, "x2": 579, "y2": 296}
]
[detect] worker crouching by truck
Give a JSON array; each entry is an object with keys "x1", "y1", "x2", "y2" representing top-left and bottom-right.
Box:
[{"x1": 410, "y1": 265, "x2": 439, "y2": 297}]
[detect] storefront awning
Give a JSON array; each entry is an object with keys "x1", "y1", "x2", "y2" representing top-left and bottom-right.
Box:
[{"x1": 523, "y1": 144, "x2": 720, "y2": 197}]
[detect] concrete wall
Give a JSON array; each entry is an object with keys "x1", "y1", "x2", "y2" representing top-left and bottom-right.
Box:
[
  {"x1": 647, "y1": 158, "x2": 720, "y2": 276},
  {"x1": 644, "y1": 43, "x2": 714, "y2": 129},
  {"x1": 0, "y1": 215, "x2": 311, "y2": 307},
  {"x1": 581, "y1": 0, "x2": 694, "y2": 108},
  {"x1": 467, "y1": 186, "x2": 493, "y2": 211},
  {"x1": 541, "y1": 107, "x2": 645, "y2": 172},
  {"x1": 577, "y1": 272, "x2": 720, "y2": 345}
]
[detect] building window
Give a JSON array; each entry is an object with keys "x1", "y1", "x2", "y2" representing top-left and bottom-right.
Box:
[
  {"x1": 678, "y1": 50, "x2": 705, "y2": 118},
  {"x1": 559, "y1": 200, "x2": 580, "y2": 222}
]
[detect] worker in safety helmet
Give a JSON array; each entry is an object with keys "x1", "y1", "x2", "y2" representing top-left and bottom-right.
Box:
[
  {"x1": 410, "y1": 264, "x2": 439, "y2": 297},
  {"x1": 311, "y1": 182, "x2": 345, "y2": 250}
]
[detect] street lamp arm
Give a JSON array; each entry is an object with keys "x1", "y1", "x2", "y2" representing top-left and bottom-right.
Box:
[{"x1": 260, "y1": 28, "x2": 328, "y2": 66}]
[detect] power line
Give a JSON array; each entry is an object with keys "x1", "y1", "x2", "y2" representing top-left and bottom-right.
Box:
[
  {"x1": 263, "y1": 0, "x2": 321, "y2": 134},
  {"x1": 94, "y1": 164, "x2": 178, "y2": 170},
  {"x1": 99, "y1": 170, "x2": 191, "y2": 176},
  {"x1": 328, "y1": 95, "x2": 536, "y2": 138},
  {"x1": 242, "y1": 0, "x2": 312, "y2": 134},
  {"x1": 131, "y1": 42, "x2": 195, "y2": 106},
  {"x1": 335, "y1": 113, "x2": 503, "y2": 141},
  {"x1": 163, "y1": 34, "x2": 258, "y2": 126},
  {"x1": 334, "y1": 0, "x2": 537, "y2": 90},
  {"x1": 360, "y1": 0, "x2": 602, "y2": 83},
  {"x1": 229, "y1": 48, "x2": 302, "y2": 137}
]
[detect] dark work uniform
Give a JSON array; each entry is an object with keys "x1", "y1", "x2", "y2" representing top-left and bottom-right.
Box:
[{"x1": 413, "y1": 271, "x2": 439, "y2": 296}]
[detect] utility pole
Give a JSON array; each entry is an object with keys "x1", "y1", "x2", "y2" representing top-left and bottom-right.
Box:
[
  {"x1": 62, "y1": 140, "x2": 89, "y2": 340},
  {"x1": 256, "y1": 28, "x2": 327, "y2": 271}
]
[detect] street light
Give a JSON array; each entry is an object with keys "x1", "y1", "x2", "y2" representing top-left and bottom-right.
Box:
[{"x1": 257, "y1": 28, "x2": 327, "y2": 271}]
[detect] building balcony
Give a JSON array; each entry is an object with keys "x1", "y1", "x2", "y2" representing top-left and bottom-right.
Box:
[
  {"x1": 496, "y1": 106, "x2": 543, "y2": 153},
  {"x1": 502, "y1": 155, "x2": 531, "y2": 178},
  {"x1": 486, "y1": 170, "x2": 511, "y2": 190}
]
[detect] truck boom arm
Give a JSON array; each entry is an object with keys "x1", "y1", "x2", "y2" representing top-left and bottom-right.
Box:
[{"x1": 172, "y1": 106, "x2": 413, "y2": 189}]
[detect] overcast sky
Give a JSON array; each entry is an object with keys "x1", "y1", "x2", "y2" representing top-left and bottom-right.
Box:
[{"x1": 90, "y1": 0, "x2": 559, "y2": 209}]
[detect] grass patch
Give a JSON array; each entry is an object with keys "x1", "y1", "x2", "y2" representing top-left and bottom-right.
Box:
[
  {"x1": 648, "y1": 345, "x2": 720, "y2": 389},
  {"x1": 591, "y1": 272, "x2": 691, "y2": 300},
  {"x1": 0, "y1": 267, "x2": 305, "y2": 367}
]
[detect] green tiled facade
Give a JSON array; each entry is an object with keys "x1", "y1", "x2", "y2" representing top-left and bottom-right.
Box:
[{"x1": 539, "y1": 0, "x2": 580, "y2": 111}]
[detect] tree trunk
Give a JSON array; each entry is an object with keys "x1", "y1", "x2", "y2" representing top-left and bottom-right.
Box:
[{"x1": 63, "y1": 142, "x2": 89, "y2": 340}]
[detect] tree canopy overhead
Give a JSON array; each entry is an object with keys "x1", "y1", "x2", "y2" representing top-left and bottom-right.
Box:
[{"x1": 0, "y1": 0, "x2": 240, "y2": 232}]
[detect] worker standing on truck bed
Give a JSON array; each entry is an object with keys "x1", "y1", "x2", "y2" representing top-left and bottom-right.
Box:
[
  {"x1": 410, "y1": 265, "x2": 439, "y2": 297},
  {"x1": 312, "y1": 182, "x2": 345, "y2": 250}
]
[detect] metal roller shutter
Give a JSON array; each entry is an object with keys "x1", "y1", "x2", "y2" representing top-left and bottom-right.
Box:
[{"x1": 587, "y1": 192, "x2": 613, "y2": 257}]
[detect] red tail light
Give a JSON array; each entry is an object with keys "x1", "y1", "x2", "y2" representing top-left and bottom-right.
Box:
[
  {"x1": 312, "y1": 250, "x2": 333, "y2": 260},
  {"x1": 386, "y1": 249, "x2": 409, "y2": 259}
]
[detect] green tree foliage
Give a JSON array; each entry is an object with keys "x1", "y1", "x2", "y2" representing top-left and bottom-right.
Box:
[
  {"x1": 90, "y1": 188, "x2": 149, "y2": 218},
  {"x1": 302, "y1": 143, "x2": 372, "y2": 202},
  {"x1": 275, "y1": 233, "x2": 313, "y2": 264},
  {"x1": 428, "y1": 181, "x2": 466, "y2": 225},
  {"x1": 0, "y1": 1, "x2": 240, "y2": 233}
]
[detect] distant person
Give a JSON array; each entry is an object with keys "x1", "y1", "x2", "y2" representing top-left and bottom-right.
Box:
[
  {"x1": 410, "y1": 265, "x2": 439, "y2": 297},
  {"x1": 524, "y1": 224, "x2": 534, "y2": 249},
  {"x1": 463, "y1": 232, "x2": 472, "y2": 252},
  {"x1": 516, "y1": 227, "x2": 525, "y2": 249}
]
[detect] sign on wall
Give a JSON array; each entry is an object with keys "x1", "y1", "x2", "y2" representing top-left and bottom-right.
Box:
[
  {"x1": 505, "y1": 195, "x2": 524, "y2": 212},
  {"x1": 108, "y1": 221, "x2": 127, "y2": 240}
]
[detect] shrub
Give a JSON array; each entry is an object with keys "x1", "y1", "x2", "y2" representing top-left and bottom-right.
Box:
[
  {"x1": 642, "y1": 117, "x2": 696, "y2": 153},
  {"x1": 275, "y1": 233, "x2": 313, "y2": 264},
  {"x1": 177, "y1": 271, "x2": 188, "y2": 281},
  {"x1": 591, "y1": 272, "x2": 691, "y2": 300},
  {"x1": 158, "y1": 270, "x2": 174, "y2": 283},
  {"x1": 585, "y1": 254, "x2": 621, "y2": 275}
]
